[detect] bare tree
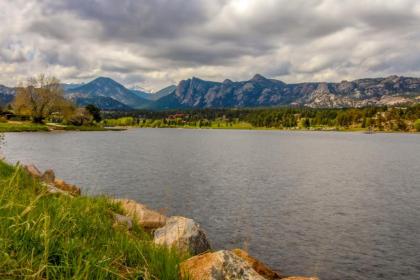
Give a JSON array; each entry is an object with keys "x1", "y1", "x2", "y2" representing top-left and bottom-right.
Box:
[
  {"x1": 12, "y1": 74, "x2": 74, "y2": 123},
  {"x1": 69, "y1": 107, "x2": 93, "y2": 126}
]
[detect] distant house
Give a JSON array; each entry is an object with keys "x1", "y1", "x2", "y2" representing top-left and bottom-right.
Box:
[
  {"x1": 0, "y1": 111, "x2": 17, "y2": 120},
  {"x1": 167, "y1": 113, "x2": 189, "y2": 120},
  {"x1": 50, "y1": 112, "x2": 65, "y2": 123}
]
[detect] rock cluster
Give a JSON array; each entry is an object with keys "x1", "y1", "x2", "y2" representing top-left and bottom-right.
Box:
[
  {"x1": 114, "y1": 198, "x2": 318, "y2": 279},
  {"x1": 113, "y1": 199, "x2": 211, "y2": 255},
  {"x1": 23, "y1": 164, "x2": 81, "y2": 196},
  {"x1": 22, "y1": 163, "x2": 319, "y2": 279},
  {"x1": 180, "y1": 249, "x2": 319, "y2": 280}
]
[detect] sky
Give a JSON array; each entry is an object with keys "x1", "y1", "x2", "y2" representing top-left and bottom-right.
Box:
[{"x1": 1, "y1": 0, "x2": 420, "y2": 91}]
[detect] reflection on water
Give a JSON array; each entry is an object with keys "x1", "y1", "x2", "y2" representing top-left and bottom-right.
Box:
[{"x1": 3, "y1": 129, "x2": 420, "y2": 279}]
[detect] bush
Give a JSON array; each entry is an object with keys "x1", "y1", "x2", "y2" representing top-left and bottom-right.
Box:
[{"x1": 414, "y1": 119, "x2": 420, "y2": 132}]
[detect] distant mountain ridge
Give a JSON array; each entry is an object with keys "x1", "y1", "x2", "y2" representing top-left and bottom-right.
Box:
[
  {"x1": 154, "y1": 74, "x2": 420, "y2": 109},
  {"x1": 1, "y1": 75, "x2": 419, "y2": 110},
  {"x1": 64, "y1": 77, "x2": 175, "y2": 109}
]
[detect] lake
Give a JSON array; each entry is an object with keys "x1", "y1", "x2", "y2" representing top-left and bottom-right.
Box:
[{"x1": 2, "y1": 129, "x2": 420, "y2": 279}]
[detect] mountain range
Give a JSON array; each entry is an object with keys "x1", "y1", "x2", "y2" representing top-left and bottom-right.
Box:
[{"x1": 1, "y1": 75, "x2": 419, "y2": 110}]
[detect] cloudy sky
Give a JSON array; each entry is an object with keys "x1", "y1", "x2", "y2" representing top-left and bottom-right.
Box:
[{"x1": 1, "y1": 0, "x2": 420, "y2": 91}]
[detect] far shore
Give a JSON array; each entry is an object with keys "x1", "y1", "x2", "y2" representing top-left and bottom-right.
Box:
[{"x1": 2, "y1": 121, "x2": 420, "y2": 134}]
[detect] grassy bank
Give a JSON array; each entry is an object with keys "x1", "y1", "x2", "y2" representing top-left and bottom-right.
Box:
[
  {"x1": 0, "y1": 122, "x2": 49, "y2": 132},
  {"x1": 0, "y1": 122, "x2": 116, "y2": 132},
  {"x1": 0, "y1": 160, "x2": 186, "y2": 279}
]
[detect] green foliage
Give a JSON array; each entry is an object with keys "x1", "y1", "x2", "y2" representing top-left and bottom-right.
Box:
[
  {"x1": 104, "y1": 117, "x2": 137, "y2": 127},
  {"x1": 0, "y1": 161, "x2": 186, "y2": 279},
  {"x1": 103, "y1": 104, "x2": 420, "y2": 132},
  {"x1": 59, "y1": 125, "x2": 108, "y2": 131},
  {"x1": 0, "y1": 122, "x2": 49, "y2": 132},
  {"x1": 0, "y1": 122, "x2": 110, "y2": 132},
  {"x1": 85, "y1": 104, "x2": 102, "y2": 123},
  {"x1": 414, "y1": 119, "x2": 420, "y2": 132}
]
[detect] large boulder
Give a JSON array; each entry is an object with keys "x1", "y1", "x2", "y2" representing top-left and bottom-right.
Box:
[
  {"x1": 54, "y1": 178, "x2": 81, "y2": 196},
  {"x1": 180, "y1": 250, "x2": 266, "y2": 280},
  {"x1": 232, "y1": 249, "x2": 283, "y2": 279},
  {"x1": 153, "y1": 216, "x2": 211, "y2": 255},
  {"x1": 24, "y1": 164, "x2": 42, "y2": 178},
  {"x1": 281, "y1": 276, "x2": 319, "y2": 280},
  {"x1": 113, "y1": 199, "x2": 166, "y2": 230}
]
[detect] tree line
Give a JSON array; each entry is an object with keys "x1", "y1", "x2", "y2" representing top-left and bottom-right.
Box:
[{"x1": 104, "y1": 106, "x2": 420, "y2": 132}]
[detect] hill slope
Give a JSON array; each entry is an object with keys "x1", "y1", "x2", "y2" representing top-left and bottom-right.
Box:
[
  {"x1": 65, "y1": 77, "x2": 151, "y2": 109},
  {"x1": 130, "y1": 85, "x2": 176, "y2": 101},
  {"x1": 70, "y1": 96, "x2": 133, "y2": 111},
  {"x1": 0, "y1": 85, "x2": 16, "y2": 107}
]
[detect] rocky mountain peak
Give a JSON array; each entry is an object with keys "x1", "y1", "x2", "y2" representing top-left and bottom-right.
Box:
[
  {"x1": 251, "y1": 74, "x2": 268, "y2": 82},
  {"x1": 90, "y1": 77, "x2": 124, "y2": 88}
]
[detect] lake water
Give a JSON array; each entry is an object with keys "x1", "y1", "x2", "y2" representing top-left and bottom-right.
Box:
[{"x1": 2, "y1": 129, "x2": 420, "y2": 280}]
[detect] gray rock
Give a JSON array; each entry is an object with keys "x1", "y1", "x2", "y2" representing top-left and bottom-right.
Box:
[
  {"x1": 113, "y1": 213, "x2": 133, "y2": 230},
  {"x1": 153, "y1": 216, "x2": 211, "y2": 255},
  {"x1": 159, "y1": 75, "x2": 420, "y2": 109}
]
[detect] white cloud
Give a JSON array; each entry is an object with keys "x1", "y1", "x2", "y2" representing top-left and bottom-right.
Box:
[{"x1": 0, "y1": 0, "x2": 419, "y2": 90}]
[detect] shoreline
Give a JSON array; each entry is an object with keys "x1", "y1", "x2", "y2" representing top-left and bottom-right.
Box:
[
  {"x1": 104, "y1": 125, "x2": 420, "y2": 134},
  {"x1": 1, "y1": 120, "x2": 418, "y2": 134},
  {"x1": 0, "y1": 121, "x2": 126, "y2": 133},
  {"x1": 0, "y1": 158, "x2": 319, "y2": 279}
]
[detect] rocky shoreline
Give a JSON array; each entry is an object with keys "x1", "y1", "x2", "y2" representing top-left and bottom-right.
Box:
[{"x1": 22, "y1": 163, "x2": 319, "y2": 280}]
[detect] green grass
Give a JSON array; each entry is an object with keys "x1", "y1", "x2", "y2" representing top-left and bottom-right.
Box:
[
  {"x1": 0, "y1": 160, "x2": 187, "y2": 279},
  {"x1": 0, "y1": 122, "x2": 116, "y2": 132},
  {"x1": 54, "y1": 125, "x2": 108, "y2": 131},
  {"x1": 0, "y1": 122, "x2": 49, "y2": 132}
]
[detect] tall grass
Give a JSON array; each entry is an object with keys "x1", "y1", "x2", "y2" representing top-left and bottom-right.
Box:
[{"x1": 0, "y1": 161, "x2": 187, "y2": 279}]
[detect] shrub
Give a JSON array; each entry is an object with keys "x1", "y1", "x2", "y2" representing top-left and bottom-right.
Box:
[{"x1": 414, "y1": 119, "x2": 420, "y2": 132}]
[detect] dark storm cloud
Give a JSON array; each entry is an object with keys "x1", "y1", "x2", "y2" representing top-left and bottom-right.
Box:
[
  {"x1": 43, "y1": 0, "x2": 216, "y2": 40},
  {"x1": 1, "y1": 0, "x2": 420, "y2": 89},
  {"x1": 101, "y1": 60, "x2": 152, "y2": 74}
]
